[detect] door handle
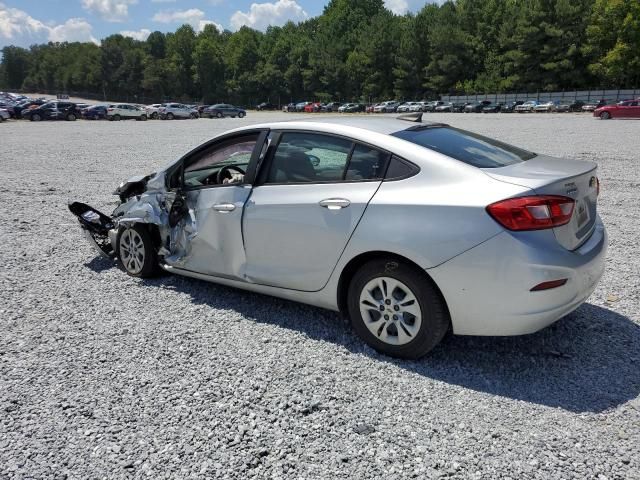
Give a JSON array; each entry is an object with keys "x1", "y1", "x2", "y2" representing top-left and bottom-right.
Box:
[
  {"x1": 319, "y1": 198, "x2": 351, "y2": 210},
  {"x1": 213, "y1": 203, "x2": 236, "y2": 212}
]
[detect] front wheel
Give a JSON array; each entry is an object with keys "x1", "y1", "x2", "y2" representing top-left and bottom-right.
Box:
[
  {"x1": 238, "y1": 111, "x2": 245, "y2": 118},
  {"x1": 216, "y1": 112, "x2": 223, "y2": 119},
  {"x1": 348, "y1": 259, "x2": 450, "y2": 359},
  {"x1": 113, "y1": 114, "x2": 121, "y2": 121},
  {"x1": 117, "y1": 225, "x2": 158, "y2": 278},
  {"x1": 66, "y1": 113, "x2": 76, "y2": 121},
  {"x1": 600, "y1": 111, "x2": 611, "y2": 120},
  {"x1": 166, "y1": 113, "x2": 174, "y2": 120},
  {"x1": 31, "y1": 114, "x2": 42, "y2": 122}
]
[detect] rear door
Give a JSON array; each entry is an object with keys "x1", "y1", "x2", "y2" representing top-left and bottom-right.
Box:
[{"x1": 242, "y1": 131, "x2": 389, "y2": 291}]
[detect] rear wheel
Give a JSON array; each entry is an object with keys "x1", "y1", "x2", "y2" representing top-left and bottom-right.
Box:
[
  {"x1": 348, "y1": 259, "x2": 450, "y2": 359},
  {"x1": 238, "y1": 111, "x2": 245, "y2": 118},
  {"x1": 151, "y1": 112, "x2": 158, "y2": 119},
  {"x1": 166, "y1": 112, "x2": 174, "y2": 120},
  {"x1": 600, "y1": 111, "x2": 611, "y2": 120},
  {"x1": 117, "y1": 225, "x2": 158, "y2": 278},
  {"x1": 138, "y1": 114, "x2": 147, "y2": 121},
  {"x1": 113, "y1": 114, "x2": 121, "y2": 121},
  {"x1": 31, "y1": 113, "x2": 42, "y2": 122},
  {"x1": 216, "y1": 112, "x2": 223, "y2": 119},
  {"x1": 66, "y1": 113, "x2": 76, "y2": 121}
]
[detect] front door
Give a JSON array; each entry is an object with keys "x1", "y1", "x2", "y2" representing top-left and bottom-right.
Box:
[
  {"x1": 243, "y1": 131, "x2": 389, "y2": 291},
  {"x1": 170, "y1": 130, "x2": 267, "y2": 278}
]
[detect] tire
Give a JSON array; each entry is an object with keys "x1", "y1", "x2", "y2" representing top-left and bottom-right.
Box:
[
  {"x1": 151, "y1": 112, "x2": 158, "y2": 119},
  {"x1": 348, "y1": 259, "x2": 450, "y2": 359},
  {"x1": 139, "y1": 115, "x2": 147, "y2": 121},
  {"x1": 216, "y1": 112, "x2": 223, "y2": 119},
  {"x1": 166, "y1": 113, "x2": 174, "y2": 120},
  {"x1": 600, "y1": 111, "x2": 611, "y2": 120},
  {"x1": 66, "y1": 113, "x2": 76, "y2": 121},
  {"x1": 31, "y1": 114, "x2": 41, "y2": 122},
  {"x1": 238, "y1": 111, "x2": 245, "y2": 118},
  {"x1": 116, "y1": 225, "x2": 158, "y2": 278},
  {"x1": 113, "y1": 114, "x2": 121, "y2": 121}
]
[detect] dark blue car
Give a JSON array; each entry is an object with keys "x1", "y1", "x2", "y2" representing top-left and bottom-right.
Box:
[{"x1": 83, "y1": 105, "x2": 108, "y2": 120}]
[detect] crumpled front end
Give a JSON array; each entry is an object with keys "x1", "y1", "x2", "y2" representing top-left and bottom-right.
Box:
[{"x1": 69, "y1": 170, "x2": 200, "y2": 266}]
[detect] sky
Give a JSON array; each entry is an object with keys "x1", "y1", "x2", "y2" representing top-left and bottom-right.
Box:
[{"x1": 0, "y1": 0, "x2": 431, "y2": 48}]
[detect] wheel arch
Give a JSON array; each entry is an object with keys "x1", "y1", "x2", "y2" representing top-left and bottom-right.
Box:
[{"x1": 336, "y1": 251, "x2": 450, "y2": 320}]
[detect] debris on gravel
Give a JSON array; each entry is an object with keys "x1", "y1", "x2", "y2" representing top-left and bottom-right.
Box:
[{"x1": 1, "y1": 112, "x2": 638, "y2": 479}]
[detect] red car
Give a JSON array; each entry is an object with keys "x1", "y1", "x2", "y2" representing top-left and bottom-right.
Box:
[
  {"x1": 594, "y1": 99, "x2": 640, "y2": 119},
  {"x1": 304, "y1": 102, "x2": 322, "y2": 113}
]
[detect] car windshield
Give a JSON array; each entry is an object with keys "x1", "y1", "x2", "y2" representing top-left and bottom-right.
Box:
[{"x1": 391, "y1": 126, "x2": 536, "y2": 168}]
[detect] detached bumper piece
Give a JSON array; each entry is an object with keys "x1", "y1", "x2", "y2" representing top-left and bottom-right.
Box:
[{"x1": 68, "y1": 201, "x2": 116, "y2": 258}]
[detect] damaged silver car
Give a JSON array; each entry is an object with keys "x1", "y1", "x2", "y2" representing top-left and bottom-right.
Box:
[{"x1": 70, "y1": 115, "x2": 606, "y2": 358}]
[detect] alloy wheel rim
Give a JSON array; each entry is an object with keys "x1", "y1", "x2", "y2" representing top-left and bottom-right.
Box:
[
  {"x1": 119, "y1": 229, "x2": 145, "y2": 274},
  {"x1": 359, "y1": 276, "x2": 422, "y2": 346}
]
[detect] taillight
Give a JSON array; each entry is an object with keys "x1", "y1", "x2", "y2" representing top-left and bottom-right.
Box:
[
  {"x1": 486, "y1": 195, "x2": 575, "y2": 231},
  {"x1": 107, "y1": 108, "x2": 113, "y2": 111}
]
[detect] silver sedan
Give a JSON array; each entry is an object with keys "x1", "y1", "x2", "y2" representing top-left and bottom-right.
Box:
[{"x1": 70, "y1": 114, "x2": 607, "y2": 358}]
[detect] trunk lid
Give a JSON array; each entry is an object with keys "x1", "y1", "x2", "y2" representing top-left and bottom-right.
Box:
[{"x1": 483, "y1": 155, "x2": 598, "y2": 250}]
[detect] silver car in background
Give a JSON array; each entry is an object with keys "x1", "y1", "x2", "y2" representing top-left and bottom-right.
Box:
[
  {"x1": 70, "y1": 114, "x2": 607, "y2": 359},
  {"x1": 159, "y1": 103, "x2": 199, "y2": 120}
]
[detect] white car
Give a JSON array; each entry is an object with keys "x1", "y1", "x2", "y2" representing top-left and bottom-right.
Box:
[
  {"x1": 159, "y1": 103, "x2": 199, "y2": 120},
  {"x1": 145, "y1": 104, "x2": 162, "y2": 119},
  {"x1": 409, "y1": 102, "x2": 427, "y2": 112},
  {"x1": 0, "y1": 108, "x2": 9, "y2": 122},
  {"x1": 515, "y1": 101, "x2": 538, "y2": 112},
  {"x1": 373, "y1": 101, "x2": 400, "y2": 113},
  {"x1": 397, "y1": 102, "x2": 419, "y2": 113},
  {"x1": 107, "y1": 104, "x2": 148, "y2": 121}
]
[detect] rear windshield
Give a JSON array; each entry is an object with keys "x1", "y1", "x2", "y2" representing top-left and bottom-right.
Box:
[{"x1": 391, "y1": 126, "x2": 536, "y2": 168}]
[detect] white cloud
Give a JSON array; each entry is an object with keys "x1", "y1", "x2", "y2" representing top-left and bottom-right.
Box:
[
  {"x1": 0, "y1": 3, "x2": 97, "y2": 46},
  {"x1": 81, "y1": 0, "x2": 137, "y2": 22},
  {"x1": 230, "y1": 0, "x2": 307, "y2": 31},
  {"x1": 152, "y1": 8, "x2": 222, "y2": 32},
  {"x1": 120, "y1": 28, "x2": 151, "y2": 40},
  {"x1": 384, "y1": 0, "x2": 408, "y2": 15},
  {"x1": 49, "y1": 18, "x2": 98, "y2": 43}
]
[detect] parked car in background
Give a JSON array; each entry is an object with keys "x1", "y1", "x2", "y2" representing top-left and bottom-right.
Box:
[
  {"x1": 373, "y1": 101, "x2": 400, "y2": 113},
  {"x1": 464, "y1": 101, "x2": 491, "y2": 113},
  {"x1": 534, "y1": 101, "x2": 557, "y2": 112},
  {"x1": 145, "y1": 104, "x2": 162, "y2": 119},
  {"x1": 397, "y1": 102, "x2": 419, "y2": 113},
  {"x1": 22, "y1": 101, "x2": 81, "y2": 121},
  {"x1": 283, "y1": 103, "x2": 296, "y2": 112},
  {"x1": 160, "y1": 103, "x2": 199, "y2": 120},
  {"x1": 409, "y1": 102, "x2": 427, "y2": 112},
  {"x1": 594, "y1": 99, "x2": 640, "y2": 119},
  {"x1": 568, "y1": 100, "x2": 585, "y2": 112},
  {"x1": 83, "y1": 105, "x2": 109, "y2": 120},
  {"x1": 482, "y1": 103, "x2": 503, "y2": 113},
  {"x1": 554, "y1": 101, "x2": 571, "y2": 113},
  {"x1": 0, "y1": 108, "x2": 9, "y2": 122},
  {"x1": 295, "y1": 101, "x2": 312, "y2": 112},
  {"x1": 434, "y1": 102, "x2": 453, "y2": 112},
  {"x1": 582, "y1": 99, "x2": 609, "y2": 112},
  {"x1": 256, "y1": 102, "x2": 277, "y2": 111},
  {"x1": 304, "y1": 102, "x2": 322, "y2": 113},
  {"x1": 515, "y1": 100, "x2": 538, "y2": 112},
  {"x1": 423, "y1": 101, "x2": 446, "y2": 112},
  {"x1": 500, "y1": 101, "x2": 524, "y2": 113},
  {"x1": 338, "y1": 103, "x2": 360, "y2": 113},
  {"x1": 107, "y1": 104, "x2": 148, "y2": 121},
  {"x1": 322, "y1": 102, "x2": 342, "y2": 112},
  {"x1": 0, "y1": 101, "x2": 15, "y2": 117},
  {"x1": 13, "y1": 99, "x2": 47, "y2": 118},
  {"x1": 204, "y1": 104, "x2": 246, "y2": 118}
]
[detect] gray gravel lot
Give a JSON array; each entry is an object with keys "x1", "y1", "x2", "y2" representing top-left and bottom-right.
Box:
[{"x1": 1, "y1": 112, "x2": 639, "y2": 479}]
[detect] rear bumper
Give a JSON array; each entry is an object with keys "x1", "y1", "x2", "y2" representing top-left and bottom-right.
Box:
[{"x1": 428, "y1": 216, "x2": 607, "y2": 336}]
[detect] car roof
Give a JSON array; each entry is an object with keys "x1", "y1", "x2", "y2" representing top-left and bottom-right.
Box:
[{"x1": 242, "y1": 115, "x2": 443, "y2": 136}]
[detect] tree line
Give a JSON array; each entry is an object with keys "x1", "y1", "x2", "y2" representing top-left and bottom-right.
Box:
[{"x1": 1, "y1": 0, "x2": 638, "y2": 106}]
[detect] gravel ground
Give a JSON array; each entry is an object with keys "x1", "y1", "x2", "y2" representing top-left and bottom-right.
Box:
[{"x1": 1, "y1": 112, "x2": 639, "y2": 479}]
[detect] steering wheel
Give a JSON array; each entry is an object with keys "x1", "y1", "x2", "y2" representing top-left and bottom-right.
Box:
[
  {"x1": 216, "y1": 164, "x2": 246, "y2": 185},
  {"x1": 307, "y1": 154, "x2": 321, "y2": 167}
]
